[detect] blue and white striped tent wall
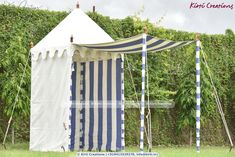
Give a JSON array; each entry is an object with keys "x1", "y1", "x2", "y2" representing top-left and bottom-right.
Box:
[{"x1": 69, "y1": 58, "x2": 123, "y2": 151}]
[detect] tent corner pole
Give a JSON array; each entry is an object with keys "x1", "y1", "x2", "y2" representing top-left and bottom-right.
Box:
[
  {"x1": 195, "y1": 33, "x2": 201, "y2": 153},
  {"x1": 121, "y1": 54, "x2": 125, "y2": 151},
  {"x1": 140, "y1": 27, "x2": 147, "y2": 152}
]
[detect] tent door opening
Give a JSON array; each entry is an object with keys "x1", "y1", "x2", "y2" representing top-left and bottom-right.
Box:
[{"x1": 69, "y1": 58, "x2": 123, "y2": 151}]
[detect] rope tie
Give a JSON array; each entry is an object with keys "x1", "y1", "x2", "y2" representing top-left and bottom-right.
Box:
[
  {"x1": 2, "y1": 51, "x2": 30, "y2": 148},
  {"x1": 201, "y1": 49, "x2": 234, "y2": 150}
]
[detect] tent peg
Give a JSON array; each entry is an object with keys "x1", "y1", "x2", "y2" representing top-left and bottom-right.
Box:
[
  {"x1": 93, "y1": 6, "x2": 96, "y2": 12},
  {"x1": 70, "y1": 35, "x2": 74, "y2": 43},
  {"x1": 143, "y1": 26, "x2": 148, "y2": 34},
  {"x1": 76, "y1": 1, "x2": 80, "y2": 8}
]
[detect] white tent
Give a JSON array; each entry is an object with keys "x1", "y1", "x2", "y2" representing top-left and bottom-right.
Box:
[{"x1": 30, "y1": 8, "x2": 124, "y2": 151}]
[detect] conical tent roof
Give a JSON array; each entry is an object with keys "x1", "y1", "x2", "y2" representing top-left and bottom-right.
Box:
[{"x1": 32, "y1": 8, "x2": 113, "y2": 52}]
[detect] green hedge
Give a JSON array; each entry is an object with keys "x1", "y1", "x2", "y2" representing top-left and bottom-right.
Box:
[{"x1": 0, "y1": 4, "x2": 234, "y2": 146}]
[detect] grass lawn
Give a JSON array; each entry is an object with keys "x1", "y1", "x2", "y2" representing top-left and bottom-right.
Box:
[{"x1": 0, "y1": 143, "x2": 234, "y2": 157}]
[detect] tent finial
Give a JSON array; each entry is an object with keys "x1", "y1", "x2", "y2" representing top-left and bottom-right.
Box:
[
  {"x1": 30, "y1": 41, "x2": 34, "y2": 48},
  {"x1": 76, "y1": 1, "x2": 80, "y2": 8},
  {"x1": 196, "y1": 33, "x2": 200, "y2": 41},
  {"x1": 70, "y1": 35, "x2": 73, "y2": 43},
  {"x1": 143, "y1": 26, "x2": 148, "y2": 34},
  {"x1": 93, "y1": 5, "x2": 96, "y2": 12}
]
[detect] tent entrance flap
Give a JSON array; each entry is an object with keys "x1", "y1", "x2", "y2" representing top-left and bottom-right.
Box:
[{"x1": 69, "y1": 58, "x2": 123, "y2": 151}]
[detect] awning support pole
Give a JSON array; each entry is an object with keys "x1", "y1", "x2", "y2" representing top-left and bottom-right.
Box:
[
  {"x1": 195, "y1": 34, "x2": 201, "y2": 153},
  {"x1": 121, "y1": 54, "x2": 125, "y2": 150},
  {"x1": 140, "y1": 27, "x2": 147, "y2": 152}
]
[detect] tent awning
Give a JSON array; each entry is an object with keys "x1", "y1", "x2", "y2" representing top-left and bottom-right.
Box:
[{"x1": 74, "y1": 34, "x2": 195, "y2": 54}]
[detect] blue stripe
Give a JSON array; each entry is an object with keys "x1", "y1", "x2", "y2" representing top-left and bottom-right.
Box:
[
  {"x1": 70, "y1": 62, "x2": 77, "y2": 150},
  {"x1": 196, "y1": 46, "x2": 200, "y2": 51},
  {"x1": 147, "y1": 39, "x2": 165, "y2": 48},
  {"x1": 196, "y1": 117, "x2": 200, "y2": 122},
  {"x1": 151, "y1": 41, "x2": 184, "y2": 52},
  {"x1": 142, "y1": 90, "x2": 145, "y2": 95},
  {"x1": 110, "y1": 41, "x2": 177, "y2": 53},
  {"x1": 196, "y1": 146, "x2": 200, "y2": 151},
  {"x1": 106, "y1": 59, "x2": 112, "y2": 150},
  {"x1": 116, "y1": 58, "x2": 122, "y2": 150},
  {"x1": 81, "y1": 63, "x2": 86, "y2": 148},
  {"x1": 105, "y1": 41, "x2": 190, "y2": 53},
  {"x1": 196, "y1": 81, "x2": 200, "y2": 87},
  {"x1": 140, "y1": 103, "x2": 144, "y2": 108},
  {"x1": 81, "y1": 70, "x2": 85, "y2": 75},
  {"x1": 196, "y1": 58, "x2": 200, "y2": 63},
  {"x1": 84, "y1": 36, "x2": 153, "y2": 50},
  {"x1": 196, "y1": 128, "x2": 200, "y2": 132},
  {"x1": 140, "y1": 115, "x2": 144, "y2": 120},
  {"x1": 196, "y1": 93, "x2": 200, "y2": 98},
  {"x1": 140, "y1": 127, "x2": 144, "y2": 132},
  {"x1": 142, "y1": 52, "x2": 146, "y2": 57},
  {"x1": 196, "y1": 105, "x2": 200, "y2": 110},
  {"x1": 196, "y1": 70, "x2": 200, "y2": 75},
  {"x1": 98, "y1": 61, "x2": 103, "y2": 150},
  {"x1": 89, "y1": 62, "x2": 94, "y2": 150},
  {"x1": 143, "y1": 37, "x2": 146, "y2": 44},
  {"x1": 85, "y1": 38, "x2": 142, "y2": 49}
]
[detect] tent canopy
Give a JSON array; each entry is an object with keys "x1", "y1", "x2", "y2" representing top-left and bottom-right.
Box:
[
  {"x1": 74, "y1": 34, "x2": 195, "y2": 54},
  {"x1": 31, "y1": 8, "x2": 113, "y2": 53}
]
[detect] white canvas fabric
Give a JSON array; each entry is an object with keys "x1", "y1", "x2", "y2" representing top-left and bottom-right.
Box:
[{"x1": 30, "y1": 50, "x2": 73, "y2": 151}]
